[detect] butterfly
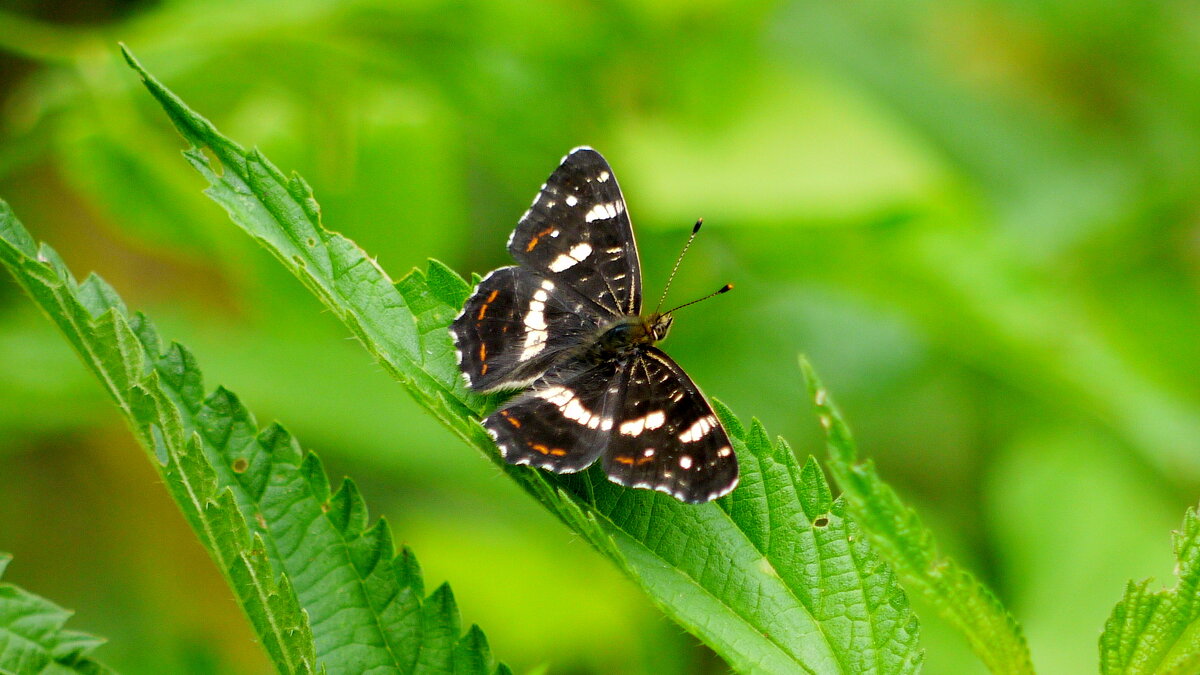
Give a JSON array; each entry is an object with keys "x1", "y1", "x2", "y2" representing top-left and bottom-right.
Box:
[{"x1": 449, "y1": 147, "x2": 738, "y2": 503}]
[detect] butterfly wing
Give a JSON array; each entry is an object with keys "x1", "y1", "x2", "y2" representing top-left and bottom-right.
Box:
[
  {"x1": 483, "y1": 358, "x2": 627, "y2": 472},
  {"x1": 507, "y1": 147, "x2": 642, "y2": 317},
  {"x1": 603, "y1": 348, "x2": 738, "y2": 503},
  {"x1": 450, "y1": 266, "x2": 604, "y2": 392}
]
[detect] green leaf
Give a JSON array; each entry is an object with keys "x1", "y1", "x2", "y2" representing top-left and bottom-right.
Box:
[
  {"x1": 122, "y1": 45, "x2": 923, "y2": 673},
  {"x1": 800, "y1": 356, "x2": 1034, "y2": 674},
  {"x1": 0, "y1": 201, "x2": 506, "y2": 674},
  {"x1": 0, "y1": 553, "x2": 115, "y2": 675},
  {"x1": 1101, "y1": 502, "x2": 1200, "y2": 674}
]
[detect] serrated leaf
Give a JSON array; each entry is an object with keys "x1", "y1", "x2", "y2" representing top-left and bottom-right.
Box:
[
  {"x1": 0, "y1": 204, "x2": 315, "y2": 674},
  {"x1": 1101, "y1": 503, "x2": 1200, "y2": 674},
  {"x1": 121, "y1": 46, "x2": 923, "y2": 673},
  {"x1": 800, "y1": 356, "x2": 1034, "y2": 674},
  {"x1": 0, "y1": 201, "x2": 507, "y2": 674},
  {"x1": 0, "y1": 553, "x2": 115, "y2": 675}
]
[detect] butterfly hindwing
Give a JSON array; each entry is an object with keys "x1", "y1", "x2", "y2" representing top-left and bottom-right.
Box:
[
  {"x1": 603, "y1": 348, "x2": 738, "y2": 503},
  {"x1": 507, "y1": 147, "x2": 642, "y2": 317},
  {"x1": 483, "y1": 359, "x2": 627, "y2": 472},
  {"x1": 450, "y1": 266, "x2": 604, "y2": 392}
]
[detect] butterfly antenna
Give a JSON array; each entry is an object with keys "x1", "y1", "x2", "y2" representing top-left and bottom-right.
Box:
[
  {"x1": 654, "y1": 218, "x2": 704, "y2": 315},
  {"x1": 663, "y1": 282, "x2": 733, "y2": 316}
]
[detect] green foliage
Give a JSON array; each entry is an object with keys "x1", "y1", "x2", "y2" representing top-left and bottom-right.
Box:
[
  {"x1": 1101, "y1": 503, "x2": 1200, "y2": 674},
  {"x1": 3, "y1": 13, "x2": 1190, "y2": 675},
  {"x1": 801, "y1": 358, "x2": 1033, "y2": 674},
  {"x1": 3, "y1": 2, "x2": 1198, "y2": 673},
  {"x1": 0, "y1": 554, "x2": 113, "y2": 675},
  {"x1": 122, "y1": 46, "x2": 924, "y2": 673},
  {"x1": 0, "y1": 201, "x2": 507, "y2": 674}
]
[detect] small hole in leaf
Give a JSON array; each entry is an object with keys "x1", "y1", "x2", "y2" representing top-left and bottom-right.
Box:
[
  {"x1": 813, "y1": 516, "x2": 829, "y2": 527},
  {"x1": 232, "y1": 458, "x2": 249, "y2": 473},
  {"x1": 196, "y1": 147, "x2": 222, "y2": 176},
  {"x1": 306, "y1": 237, "x2": 316, "y2": 247},
  {"x1": 321, "y1": 502, "x2": 330, "y2": 513}
]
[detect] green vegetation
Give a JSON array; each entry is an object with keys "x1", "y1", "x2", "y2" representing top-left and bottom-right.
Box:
[
  {"x1": 0, "y1": 553, "x2": 112, "y2": 674},
  {"x1": 0, "y1": 197, "x2": 509, "y2": 674},
  {"x1": 1, "y1": 2, "x2": 1199, "y2": 673}
]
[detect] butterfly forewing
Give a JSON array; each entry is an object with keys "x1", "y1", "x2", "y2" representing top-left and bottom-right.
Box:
[
  {"x1": 483, "y1": 359, "x2": 627, "y2": 472},
  {"x1": 450, "y1": 266, "x2": 605, "y2": 392},
  {"x1": 603, "y1": 348, "x2": 738, "y2": 503},
  {"x1": 507, "y1": 148, "x2": 642, "y2": 317}
]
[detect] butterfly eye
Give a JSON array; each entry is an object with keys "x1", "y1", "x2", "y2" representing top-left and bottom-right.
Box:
[{"x1": 652, "y1": 315, "x2": 674, "y2": 341}]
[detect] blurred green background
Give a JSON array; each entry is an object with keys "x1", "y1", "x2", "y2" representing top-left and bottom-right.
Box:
[{"x1": 1, "y1": 0, "x2": 1199, "y2": 672}]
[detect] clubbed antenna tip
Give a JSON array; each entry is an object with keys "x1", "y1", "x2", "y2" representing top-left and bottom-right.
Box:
[
  {"x1": 692, "y1": 218, "x2": 704, "y2": 234},
  {"x1": 663, "y1": 282, "x2": 735, "y2": 315}
]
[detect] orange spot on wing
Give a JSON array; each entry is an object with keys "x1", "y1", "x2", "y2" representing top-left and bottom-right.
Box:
[
  {"x1": 614, "y1": 456, "x2": 636, "y2": 465},
  {"x1": 476, "y1": 291, "x2": 499, "y2": 320},
  {"x1": 530, "y1": 443, "x2": 567, "y2": 457},
  {"x1": 478, "y1": 344, "x2": 489, "y2": 375},
  {"x1": 500, "y1": 411, "x2": 521, "y2": 428},
  {"x1": 525, "y1": 226, "x2": 556, "y2": 252}
]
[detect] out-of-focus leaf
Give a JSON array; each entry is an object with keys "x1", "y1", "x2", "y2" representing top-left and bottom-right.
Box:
[
  {"x1": 987, "y1": 429, "x2": 1180, "y2": 673},
  {"x1": 0, "y1": 553, "x2": 114, "y2": 675}
]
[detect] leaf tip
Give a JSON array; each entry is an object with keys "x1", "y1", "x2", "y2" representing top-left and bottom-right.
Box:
[
  {"x1": 118, "y1": 42, "x2": 140, "y2": 73},
  {"x1": 798, "y1": 353, "x2": 824, "y2": 400},
  {"x1": 747, "y1": 417, "x2": 770, "y2": 451},
  {"x1": 428, "y1": 581, "x2": 460, "y2": 618},
  {"x1": 710, "y1": 398, "x2": 745, "y2": 440}
]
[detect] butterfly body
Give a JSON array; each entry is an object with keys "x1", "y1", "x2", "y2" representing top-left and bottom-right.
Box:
[
  {"x1": 586, "y1": 313, "x2": 672, "y2": 361},
  {"x1": 450, "y1": 147, "x2": 737, "y2": 503}
]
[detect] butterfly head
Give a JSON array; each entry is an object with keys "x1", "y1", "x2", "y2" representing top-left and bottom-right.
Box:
[{"x1": 645, "y1": 312, "x2": 675, "y2": 342}]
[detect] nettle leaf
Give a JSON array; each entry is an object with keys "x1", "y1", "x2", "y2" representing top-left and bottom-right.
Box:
[
  {"x1": 1101, "y1": 502, "x2": 1200, "y2": 674},
  {"x1": 0, "y1": 554, "x2": 114, "y2": 675},
  {"x1": 0, "y1": 203, "x2": 507, "y2": 675},
  {"x1": 800, "y1": 358, "x2": 1034, "y2": 674},
  {"x1": 123, "y1": 46, "x2": 923, "y2": 673}
]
